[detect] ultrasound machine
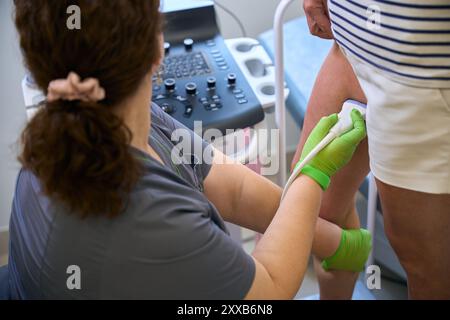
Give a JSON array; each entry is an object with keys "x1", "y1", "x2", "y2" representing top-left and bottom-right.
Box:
[{"x1": 155, "y1": 0, "x2": 265, "y2": 134}]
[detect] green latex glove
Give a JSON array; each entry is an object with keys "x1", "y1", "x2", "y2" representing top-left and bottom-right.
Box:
[
  {"x1": 294, "y1": 110, "x2": 367, "y2": 190},
  {"x1": 322, "y1": 228, "x2": 372, "y2": 273}
]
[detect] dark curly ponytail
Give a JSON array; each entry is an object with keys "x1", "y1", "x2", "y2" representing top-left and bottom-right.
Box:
[{"x1": 15, "y1": 0, "x2": 163, "y2": 217}]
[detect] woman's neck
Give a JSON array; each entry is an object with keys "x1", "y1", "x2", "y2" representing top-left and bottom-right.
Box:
[{"x1": 112, "y1": 75, "x2": 158, "y2": 159}]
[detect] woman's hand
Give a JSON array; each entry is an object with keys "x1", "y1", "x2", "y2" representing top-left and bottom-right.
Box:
[
  {"x1": 295, "y1": 110, "x2": 367, "y2": 188},
  {"x1": 303, "y1": 0, "x2": 333, "y2": 39}
]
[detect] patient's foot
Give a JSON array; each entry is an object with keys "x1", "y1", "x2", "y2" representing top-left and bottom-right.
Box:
[{"x1": 321, "y1": 229, "x2": 372, "y2": 273}]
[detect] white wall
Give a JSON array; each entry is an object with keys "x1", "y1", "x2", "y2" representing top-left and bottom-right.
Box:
[
  {"x1": 216, "y1": 0, "x2": 304, "y2": 38},
  {"x1": 0, "y1": 0, "x2": 27, "y2": 230}
]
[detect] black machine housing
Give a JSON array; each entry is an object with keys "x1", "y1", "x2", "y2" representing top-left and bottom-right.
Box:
[{"x1": 153, "y1": 0, "x2": 264, "y2": 134}]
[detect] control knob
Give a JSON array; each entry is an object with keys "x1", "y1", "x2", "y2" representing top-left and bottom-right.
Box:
[
  {"x1": 207, "y1": 77, "x2": 217, "y2": 89},
  {"x1": 227, "y1": 73, "x2": 237, "y2": 86},
  {"x1": 185, "y1": 82, "x2": 198, "y2": 95},
  {"x1": 184, "y1": 38, "x2": 194, "y2": 51},
  {"x1": 164, "y1": 78, "x2": 176, "y2": 91},
  {"x1": 164, "y1": 42, "x2": 171, "y2": 55}
]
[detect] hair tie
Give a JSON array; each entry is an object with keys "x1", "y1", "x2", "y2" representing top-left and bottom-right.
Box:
[{"x1": 47, "y1": 72, "x2": 106, "y2": 103}]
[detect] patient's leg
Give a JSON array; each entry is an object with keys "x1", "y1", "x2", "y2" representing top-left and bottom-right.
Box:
[{"x1": 292, "y1": 43, "x2": 369, "y2": 299}]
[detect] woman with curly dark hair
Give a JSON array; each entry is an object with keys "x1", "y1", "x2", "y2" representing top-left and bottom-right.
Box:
[{"x1": 8, "y1": 0, "x2": 368, "y2": 299}]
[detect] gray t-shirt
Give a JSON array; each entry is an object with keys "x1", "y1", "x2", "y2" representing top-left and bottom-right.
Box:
[{"x1": 8, "y1": 104, "x2": 255, "y2": 300}]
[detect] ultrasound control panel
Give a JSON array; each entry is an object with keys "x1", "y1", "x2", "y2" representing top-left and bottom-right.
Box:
[{"x1": 153, "y1": 1, "x2": 264, "y2": 134}]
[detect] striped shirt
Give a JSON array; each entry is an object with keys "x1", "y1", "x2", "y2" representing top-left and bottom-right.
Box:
[{"x1": 328, "y1": 0, "x2": 450, "y2": 88}]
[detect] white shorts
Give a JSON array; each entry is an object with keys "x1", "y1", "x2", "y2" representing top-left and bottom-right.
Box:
[{"x1": 344, "y1": 52, "x2": 450, "y2": 194}]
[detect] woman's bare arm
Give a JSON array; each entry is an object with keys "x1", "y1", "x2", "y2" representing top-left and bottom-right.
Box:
[
  {"x1": 204, "y1": 150, "x2": 340, "y2": 299},
  {"x1": 204, "y1": 150, "x2": 281, "y2": 234},
  {"x1": 245, "y1": 175, "x2": 323, "y2": 299}
]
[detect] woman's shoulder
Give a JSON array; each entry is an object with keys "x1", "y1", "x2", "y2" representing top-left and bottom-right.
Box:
[
  {"x1": 151, "y1": 103, "x2": 180, "y2": 133},
  {"x1": 14, "y1": 169, "x2": 43, "y2": 201}
]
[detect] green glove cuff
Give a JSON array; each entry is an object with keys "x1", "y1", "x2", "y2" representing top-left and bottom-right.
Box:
[
  {"x1": 321, "y1": 229, "x2": 372, "y2": 273},
  {"x1": 300, "y1": 165, "x2": 331, "y2": 191}
]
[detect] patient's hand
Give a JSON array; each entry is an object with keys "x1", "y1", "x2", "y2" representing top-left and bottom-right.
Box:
[{"x1": 303, "y1": 0, "x2": 333, "y2": 39}]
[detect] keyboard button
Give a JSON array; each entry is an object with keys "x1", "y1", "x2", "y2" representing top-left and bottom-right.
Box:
[
  {"x1": 154, "y1": 94, "x2": 166, "y2": 100},
  {"x1": 209, "y1": 103, "x2": 222, "y2": 111},
  {"x1": 184, "y1": 106, "x2": 193, "y2": 117},
  {"x1": 232, "y1": 89, "x2": 243, "y2": 94},
  {"x1": 161, "y1": 103, "x2": 174, "y2": 114},
  {"x1": 176, "y1": 96, "x2": 188, "y2": 102},
  {"x1": 235, "y1": 94, "x2": 246, "y2": 99},
  {"x1": 238, "y1": 99, "x2": 248, "y2": 104}
]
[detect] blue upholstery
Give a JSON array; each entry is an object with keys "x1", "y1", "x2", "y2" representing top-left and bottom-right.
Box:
[
  {"x1": 0, "y1": 265, "x2": 10, "y2": 300},
  {"x1": 259, "y1": 17, "x2": 333, "y2": 126},
  {"x1": 303, "y1": 280, "x2": 376, "y2": 300},
  {"x1": 258, "y1": 17, "x2": 375, "y2": 200}
]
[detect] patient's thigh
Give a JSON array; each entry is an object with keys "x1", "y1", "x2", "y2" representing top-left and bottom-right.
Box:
[
  {"x1": 293, "y1": 43, "x2": 369, "y2": 226},
  {"x1": 377, "y1": 179, "x2": 450, "y2": 299}
]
